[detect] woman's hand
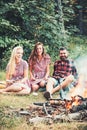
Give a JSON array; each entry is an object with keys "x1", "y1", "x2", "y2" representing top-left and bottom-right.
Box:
[
  {"x1": 44, "y1": 75, "x2": 48, "y2": 80},
  {"x1": 30, "y1": 76, "x2": 36, "y2": 81},
  {"x1": 6, "y1": 79, "x2": 14, "y2": 86},
  {"x1": 6, "y1": 79, "x2": 14, "y2": 83}
]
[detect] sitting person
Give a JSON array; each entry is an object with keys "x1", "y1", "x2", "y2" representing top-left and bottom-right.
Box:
[
  {"x1": 0, "y1": 46, "x2": 31, "y2": 95},
  {"x1": 44, "y1": 47, "x2": 78, "y2": 100},
  {"x1": 28, "y1": 42, "x2": 51, "y2": 94}
]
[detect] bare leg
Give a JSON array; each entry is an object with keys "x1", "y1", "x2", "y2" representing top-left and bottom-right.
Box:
[
  {"x1": 0, "y1": 88, "x2": 6, "y2": 93},
  {"x1": 0, "y1": 83, "x2": 31, "y2": 95},
  {"x1": 15, "y1": 87, "x2": 31, "y2": 95},
  {"x1": 39, "y1": 80, "x2": 46, "y2": 87},
  {"x1": 0, "y1": 84, "x2": 22, "y2": 92},
  {"x1": 32, "y1": 84, "x2": 39, "y2": 91},
  {"x1": 0, "y1": 86, "x2": 21, "y2": 93},
  {"x1": 46, "y1": 77, "x2": 56, "y2": 94},
  {"x1": 52, "y1": 75, "x2": 74, "y2": 94}
]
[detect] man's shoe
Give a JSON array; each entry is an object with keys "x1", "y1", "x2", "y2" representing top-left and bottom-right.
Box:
[{"x1": 44, "y1": 91, "x2": 52, "y2": 100}]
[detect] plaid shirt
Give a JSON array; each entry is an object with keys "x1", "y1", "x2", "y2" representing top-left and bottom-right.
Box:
[{"x1": 53, "y1": 59, "x2": 78, "y2": 80}]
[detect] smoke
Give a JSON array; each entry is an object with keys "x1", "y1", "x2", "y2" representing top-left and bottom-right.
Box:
[
  {"x1": 66, "y1": 56, "x2": 87, "y2": 99},
  {"x1": 75, "y1": 56, "x2": 87, "y2": 79}
]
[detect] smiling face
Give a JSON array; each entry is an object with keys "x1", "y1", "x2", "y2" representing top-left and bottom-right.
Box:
[
  {"x1": 36, "y1": 45, "x2": 43, "y2": 56},
  {"x1": 15, "y1": 48, "x2": 23, "y2": 63},
  {"x1": 59, "y1": 49, "x2": 68, "y2": 60}
]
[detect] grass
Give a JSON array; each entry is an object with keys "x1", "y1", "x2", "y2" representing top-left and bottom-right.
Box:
[
  {"x1": 0, "y1": 100, "x2": 87, "y2": 130},
  {"x1": 0, "y1": 70, "x2": 6, "y2": 80},
  {"x1": 0, "y1": 88, "x2": 87, "y2": 130},
  {"x1": 0, "y1": 72, "x2": 87, "y2": 130}
]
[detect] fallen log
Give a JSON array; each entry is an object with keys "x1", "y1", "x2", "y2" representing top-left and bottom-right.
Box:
[
  {"x1": 28, "y1": 110, "x2": 87, "y2": 124},
  {"x1": 29, "y1": 115, "x2": 53, "y2": 124}
]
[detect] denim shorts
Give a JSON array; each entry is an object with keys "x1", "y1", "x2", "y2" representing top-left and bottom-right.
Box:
[
  {"x1": 52, "y1": 77, "x2": 65, "y2": 87},
  {"x1": 52, "y1": 77, "x2": 75, "y2": 99}
]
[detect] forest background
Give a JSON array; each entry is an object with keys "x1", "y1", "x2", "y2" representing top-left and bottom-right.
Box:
[
  {"x1": 0, "y1": 1, "x2": 87, "y2": 130},
  {"x1": 0, "y1": 0, "x2": 87, "y2": 71}
]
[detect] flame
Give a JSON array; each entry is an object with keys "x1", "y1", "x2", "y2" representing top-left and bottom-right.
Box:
[
  {"x1": 65, "y1": 95, "x2": 83, "y2": 110},
  {"x1": 72, "y1": 96, "x2": 82, "y2": 106},
  {"x1": 63, "y1": 56, "x2": 87, "y2": 110},
  {"x1": 65, "y1": 100, "x2": 72, "y2": 110}
]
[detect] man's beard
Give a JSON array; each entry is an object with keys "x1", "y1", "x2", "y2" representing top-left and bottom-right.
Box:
[{"x1": 60, "y1": 56, "x2": 67, "y2": 61}]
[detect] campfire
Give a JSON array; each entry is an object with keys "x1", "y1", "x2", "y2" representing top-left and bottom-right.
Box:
[
  {"x1": 25, "y1": 71, "x2": 87, "y2": 124},
  {"x1": 1, "y1": 95, "x2": 87, "y2": 125},
  {"x1": 19, "y1": 73, "x2": 87, "y2": 124},
  {"x1": 17, "y1": 95, "x2": 87, "y2": 124},
  {"x1": 65, "y1": 95, "x2": 87, "y2": 112}
]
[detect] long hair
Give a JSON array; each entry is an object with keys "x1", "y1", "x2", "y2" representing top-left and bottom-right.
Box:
[
  {"x1": 28, "y1": 42, "x2": 45, "y2": 67},
  {"x1": 7, "y1": 46, "x2": 23, "y2": 77}
]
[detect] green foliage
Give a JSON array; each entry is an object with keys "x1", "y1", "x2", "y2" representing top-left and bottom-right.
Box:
[
  {"x1": 68, "y1": 36, "x2": 87, "y2": 60},
  {"x1": 0, "y1": 0, "x2": 67, "y2": 69},
  {"x1": 0, "y1": 0, "x2": 87, "y2": 69},
  {"x1": 0, "y1": 38, "x2": 34, "y2": 69}
]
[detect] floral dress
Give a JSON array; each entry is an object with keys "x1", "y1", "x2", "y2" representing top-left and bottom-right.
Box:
[
  {"x1": 6, "y1": 59, "x2": 30, "y2": 88},
  {"x1": 29, "y1": 54, "x2": 51, "y2": 86}
]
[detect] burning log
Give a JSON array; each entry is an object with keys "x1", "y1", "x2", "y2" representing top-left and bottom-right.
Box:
[
  {"x1": 65, "y1": 95, "x2": 87, "y2": 112},
  {"x1": 33, "y1": 96, "x2": 87, "y2": 113}
]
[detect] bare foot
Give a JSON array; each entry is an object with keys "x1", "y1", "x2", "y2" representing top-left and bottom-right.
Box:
[{"x1": 0, "y1": 89, "x2": 3, "y2": 93}]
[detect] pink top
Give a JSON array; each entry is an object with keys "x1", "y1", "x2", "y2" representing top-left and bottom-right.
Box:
[
  {"x1": 29, "y1": 54, "x2": 51, "y2": 85},
  {"x1": 6, "y1": 59, "x2": 28, "y2": 80},
  {"x1": 6, "y1": 59, "x2": 30, "y2": 87}
]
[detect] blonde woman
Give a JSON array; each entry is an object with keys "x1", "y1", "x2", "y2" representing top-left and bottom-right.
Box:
[{"x1": 0, "y1": 46, "x2": 31, "y2": 95}]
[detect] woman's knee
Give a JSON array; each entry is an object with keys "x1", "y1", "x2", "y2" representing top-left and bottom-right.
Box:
[
  {"x1": 32, "y1": 84, "x2": 39, "y2": 91},
  {"x1": 39, "y1": 80, "x2": 46, "y2": 87}
]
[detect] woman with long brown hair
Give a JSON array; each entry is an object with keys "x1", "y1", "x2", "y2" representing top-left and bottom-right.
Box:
[{"x1": 28, "y1": 42, "x2": 51, "y2": 94}]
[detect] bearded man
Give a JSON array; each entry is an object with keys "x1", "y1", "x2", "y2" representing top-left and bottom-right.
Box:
[{"x1": 44, "y1": 47, "x2": 78, "y2": 100}]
